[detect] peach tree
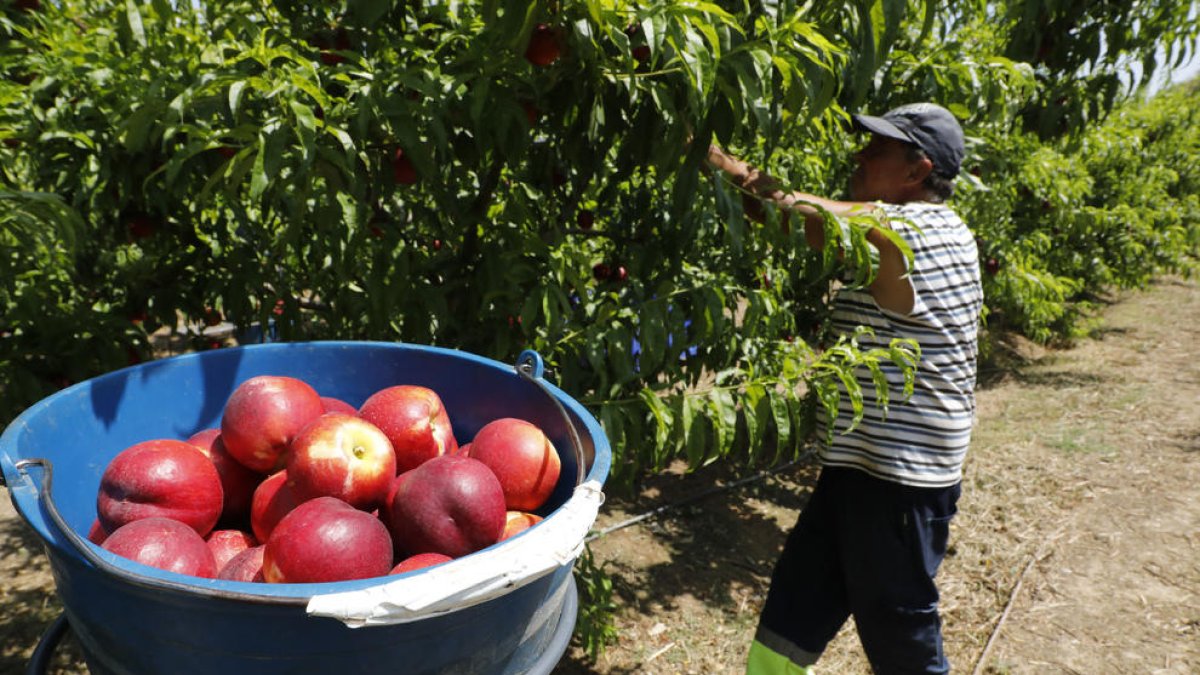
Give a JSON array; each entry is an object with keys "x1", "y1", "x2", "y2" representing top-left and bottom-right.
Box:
[
  {"x1": 0, "y1": 0, "x2": 938, "y2": 482},
  {"x1": 4, "y1": 0, "x2": 1199, "y2": 479}
]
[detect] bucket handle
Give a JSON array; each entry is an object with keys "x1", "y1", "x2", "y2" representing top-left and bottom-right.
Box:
[
  {"x1": 12, "y1": 457, "x2": 308, "y2": 606},
  {"x1": 514, "y1": 350, "x2": 587, "y2": 487}
]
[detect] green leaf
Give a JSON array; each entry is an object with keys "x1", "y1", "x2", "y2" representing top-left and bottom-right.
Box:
[
  {"x1": 120, "y1": 105, "x2": 159, "y2": 153},
  {"x1": 682, "y1": 396, "x2": 707, "y2": 468},
  {"x1": 769, "y1": 389, "x2": 791, "y2": 450},
  {"x1": 229, "y1": 80, "x2": 247, "y2": 119},
  {"x1": 348, "y1": 0, "x2": 391, "y2": 26},
  {"x1": 709, "y1": 389, "x2": 737, "y2": 462},
  {"x1": 599, "y1": 404, "x2": 625, "y2": 472},
  {"x1": 742, "y1": 384, "x2": 764, "y2": 461},
  {"x1": 150, "y1": 0, "x2": 173, "y2": 19},
  {"x1": 126, "y1": 0, "x2": 147, "y2": 48},
  {"x1": 639, "y1": 388, "x2": 674, "y2": 458},
  {"x1": 835, "y1": 367, "x2": 864, "y2": 432},
  {"x1": 250, "y1": 122, "x2": 286, "y2": 200},
  {"x1": 37, "y1": 131, "x2": 96, "y2": 151},
  {"x1": 638, "y1": 301, "x2": 666, "y2": 374}
]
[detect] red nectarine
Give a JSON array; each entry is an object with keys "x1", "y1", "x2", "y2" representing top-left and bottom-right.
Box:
[
  {"x1": 467, "y1": 418, "x2": 561, "y2": 512},
  {"x1": 103, "y1": 517, "x2": 217, "y2": 578},
  {"x1": 390, "y1": 552, "x2": 453, "y2": 575},
  {"x1": 358, "y1": 385, "x2": 458, "y2": 473},
  {"x1": 262, "y1": 497, "x2": 393, "y2": 583},
  {"x1": 97, "y1": 439, "x2": 225, "y2": 537},
  {"x1": 287, "y1": 413, "x2": 397, "y2": 510},
  {"x1": 220, "y1": 375, "x2": 325, "y2": 473},
  {"x1": 386, "y1": 455, "x2": 506, "y2": 558}
]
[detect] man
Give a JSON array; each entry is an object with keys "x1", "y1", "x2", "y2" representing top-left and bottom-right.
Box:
[{"x1": 706, "y1": 103, "x2": 983, "y2": 674}]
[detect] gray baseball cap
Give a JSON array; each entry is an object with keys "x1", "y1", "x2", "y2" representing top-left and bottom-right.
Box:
[{"x1": 852, "y1": 103, "x2": 965, "y2": 179}]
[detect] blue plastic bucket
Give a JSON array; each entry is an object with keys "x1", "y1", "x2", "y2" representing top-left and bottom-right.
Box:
[{"x1": 0, "y1": 342, "x2": 611, "y2": 674}]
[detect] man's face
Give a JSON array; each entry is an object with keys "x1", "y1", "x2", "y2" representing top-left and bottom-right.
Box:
[{"x1": 849, "y1": 135, "x2": 917, "y2": 202}]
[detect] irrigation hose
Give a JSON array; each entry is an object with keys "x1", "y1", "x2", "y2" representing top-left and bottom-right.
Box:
[{"x1": 585, "y1": 449, "x2": 814, "y2": 543}]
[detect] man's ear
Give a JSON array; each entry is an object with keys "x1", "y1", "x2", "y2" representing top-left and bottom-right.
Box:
[{"x1": 907, "y1": 157, "x2": 934, "y2": 186}]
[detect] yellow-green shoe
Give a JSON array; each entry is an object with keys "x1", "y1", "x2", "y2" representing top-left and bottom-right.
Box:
[{"x1": 746, "y1": 639, "x2": 816, "y2": 675}]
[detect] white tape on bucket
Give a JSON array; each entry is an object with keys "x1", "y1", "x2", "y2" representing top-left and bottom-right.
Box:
[{"x1": 306, "y1": 480, "x2": 605, "y2": 627}]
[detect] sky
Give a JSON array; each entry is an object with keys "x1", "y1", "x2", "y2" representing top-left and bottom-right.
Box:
[
  {"x1": 1144, "y1": 44, "x2": 1200, "y2": 95},
  {"x1": 1140, "y1": 25, "x2": 1200, "y2": 95}
]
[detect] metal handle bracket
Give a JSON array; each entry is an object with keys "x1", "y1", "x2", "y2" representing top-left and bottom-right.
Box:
[{"x1": 514, "y1": 350, "x2": 586, "y2": 487}]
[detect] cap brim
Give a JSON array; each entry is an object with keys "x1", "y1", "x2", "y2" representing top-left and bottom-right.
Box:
[{"x1": 851, "y1": 114, "x2": 915, "y2": 144}]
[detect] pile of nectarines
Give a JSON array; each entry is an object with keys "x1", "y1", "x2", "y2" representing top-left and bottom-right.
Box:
[{"x1": 89, "y1": 376, "x2": 560, "y2": 584}]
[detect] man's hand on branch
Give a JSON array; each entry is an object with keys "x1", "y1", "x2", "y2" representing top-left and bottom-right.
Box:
[{"x1": 705, "y1": 145, "x2": 785, "y2": 200}]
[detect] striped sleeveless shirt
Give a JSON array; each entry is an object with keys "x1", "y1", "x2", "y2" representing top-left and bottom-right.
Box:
[{"x1": 816, "y1": 201, "x2": 983, "y2": 488}]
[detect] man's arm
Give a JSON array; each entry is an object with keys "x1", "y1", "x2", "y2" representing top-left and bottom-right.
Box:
[{"x1": 705, "y1": 145, "x2": 914, "y2": 315}]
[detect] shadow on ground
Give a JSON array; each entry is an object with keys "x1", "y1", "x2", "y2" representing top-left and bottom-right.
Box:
[
  {"x1": 555, "y1": 456, "x2": 822, "y2": 674},
  {"x1": 0, "y1": 514, "x2": 64, "y2": 673}
]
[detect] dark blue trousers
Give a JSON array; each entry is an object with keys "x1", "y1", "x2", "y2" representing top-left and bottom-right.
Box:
[{"x1": 755, "y1": 466, "x2": 960, "y2": 674}]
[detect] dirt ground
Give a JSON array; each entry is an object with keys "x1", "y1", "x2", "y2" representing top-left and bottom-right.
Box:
[
  {"x1": 554, "y1": 276, "x2": 1200, "y2": 674},
  {"x1": 2, "y1": 277, "x2": 1197, "y2": 674}
]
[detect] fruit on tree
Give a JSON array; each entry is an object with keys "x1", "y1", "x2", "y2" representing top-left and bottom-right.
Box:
[
  {"x1": 521, "y1": 101, "x2": 539, "y2": 126},
  {"x1": 102, "y1": 517, "x2": 217, "y2": 578},
  {"x1": 985, "y1": 257, "x2": 1001, "y2": 276},
  {"x1": 524, "y1": 24, "x2": 562, "y2": 67},
  {"x1": 392, "y1": 148, "x2": 418, "y2": 185},
  {"x1": 577, "y1": 210, "x2": 595, "y2": 230},
  {"x1": 624, "y1": 24, "x2": 651, "y2": 64},
  {"x1": 97, "y1": 439, "x2": 224, "y2": 537},
  {"x1": 127, "y1": 214, "x2": 157, "y2": 240},
  {"x1": 358, "y1": 385, "x2": 459, "y2": 473},
  {"x1": 386, "y1": 455, "x2": 506, "y2": 558},
  {"x1": 220, "y1": 375, "x2": 325, "y2": 473},
  {"x1": 308, "y1": 29, "x2": 352, "y2": 66},
  {"x1": 286, "y1": 413, "x2": 397, "y2": 511},
  {"x1": 389, "y1": 552, "x2": 453, "y2": 575},
  {"x1": 262, "y1": 497, "x2": 393, "y2": 583},
  {"x1": 467, "y1": 418, "x2": 561, "y2": 511},
  {"x1": 186, "y1": 428, "x2": 262, "y2": 525}
]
